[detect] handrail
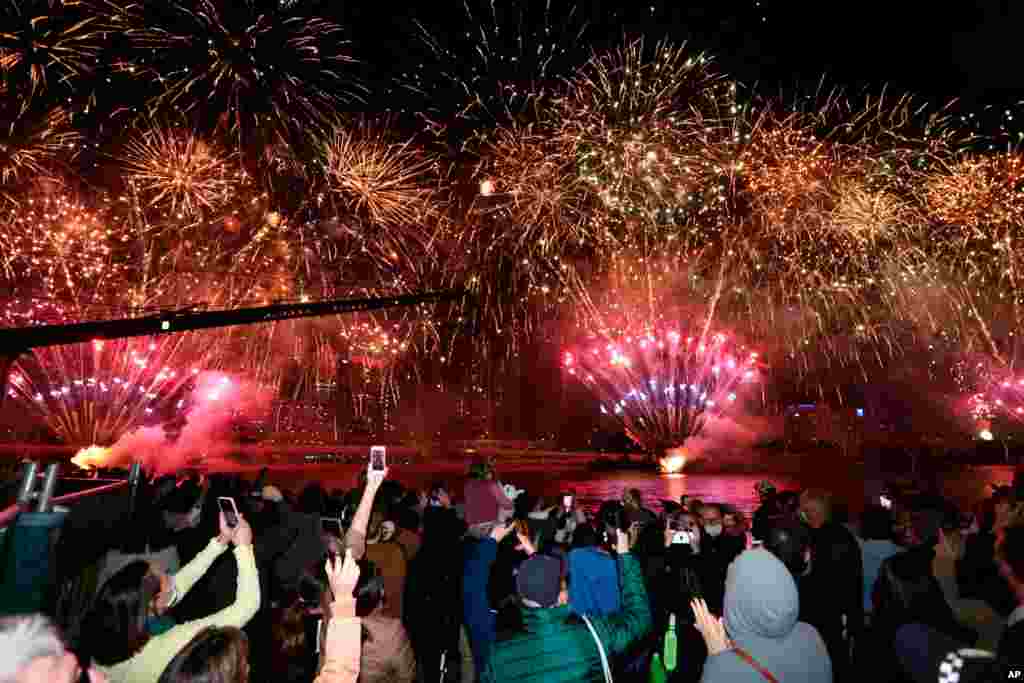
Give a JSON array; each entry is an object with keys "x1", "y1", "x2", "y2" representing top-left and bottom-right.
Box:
[{"x1": 0, "y1": 479, "x2": 128, "y2": 527}]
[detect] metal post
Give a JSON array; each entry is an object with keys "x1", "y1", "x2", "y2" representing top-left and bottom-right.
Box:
[
  {"x1": 127, "y1": 462, "x2": 142, "y2": 520},
  {"x1": 15, "y1": 462, "x2": 37, "y2": 506},
  {"x1": 35, "y1": 464, "x2": 59, "y2": 513}
]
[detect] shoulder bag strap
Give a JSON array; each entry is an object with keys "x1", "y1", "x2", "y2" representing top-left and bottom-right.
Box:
[
  {"x1": 580, "y1": 614, "x2": 614, "y2": 683},
  {"x1": 732, "y1": 646, "x2": 780, "y2": 683}
]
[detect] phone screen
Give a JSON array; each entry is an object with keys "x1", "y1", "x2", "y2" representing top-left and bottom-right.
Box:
[
  {"x1": 217, "y1": 497, "x2": 239, "y2": 528},
  {"x1": 672, "y1": 531, "x2": 691, "y2": 545},
  {"x1": 370, "y1": 446, "x2": 386, "y2": 471},
  {"x1": 563, "y1": 495, "x2": 573, "y2": 509},
  {"x1": 322, "y1": 517, "x2": 343, "y2": 537},
  {"x1": 879, "y1": 495, "x2": 892, "y2": 509}
]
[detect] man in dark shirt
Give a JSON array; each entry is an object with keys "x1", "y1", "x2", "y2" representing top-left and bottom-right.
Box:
[
  {"x1": 800, "y1": 488, "x2": 863, "y2": 683},
  {"x1": 997, "y1": 525, "x2": 1024, "y2": 657}
]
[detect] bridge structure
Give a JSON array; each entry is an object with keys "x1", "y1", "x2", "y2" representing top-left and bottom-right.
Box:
[{"x1": 0, "y1": 289, "x2": 466, "y2": 409}]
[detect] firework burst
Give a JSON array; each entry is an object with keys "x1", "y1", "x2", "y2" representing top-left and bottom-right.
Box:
[
  {"x1": 563, "y1": 325, "x2": 762, "y2": 453},
  {"x1": 400, "y1": 0, "x2": 594, "y2": 126},
  {"x1": 0, "y1": 87, "x2": 80, "y2": 203},
  {"x1": 120, "y1": 127, "x2": 244, "y2": 223},
  {"x1": 6, "y1": 336, "x2": 210, "y2": 445},
  {"x1": 0, "y1": 0, "x2": 107, "y2": 102},
  {"x1": 320, "y1": 122, "x2": 443, "y2": 244},
  {"x1": 114, "y1": 0, "x2": 364, "y2": 148}
]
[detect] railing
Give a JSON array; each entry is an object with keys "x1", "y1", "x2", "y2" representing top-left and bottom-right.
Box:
[{"x1": 0, "y1": 479, "x2": 127, "y2": 527}]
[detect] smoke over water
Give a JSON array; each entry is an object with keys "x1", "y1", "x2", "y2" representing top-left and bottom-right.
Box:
[
  {"x1": 683, "y1": 414, "x2": 784, "y2": 462},
  {"x1": 74, "y1": 371, "x2": 273, "y2": 475}
]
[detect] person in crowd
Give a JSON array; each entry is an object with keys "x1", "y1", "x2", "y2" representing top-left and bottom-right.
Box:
[
  {"x1": 651, "y1": 511, "x2": 709, "y2": 683},
  {"x1": 721, "y1": 506, "x2": 748, "y2": 544},
  {"x1": 762, "y1": 520, "x2": 811, "y2": 582},
  {"x1": 871, "y1": 506, "x2": 977, "y2": 681},
  {"x1": 463, "y1": 462, "x2": 515, "y2": 536},
  {"x1": 697, "y1": 503, "x2": 745, "y2": 614},
  {"x1": 622, "y1": 489, "x2": 657, "y2": 528},
  {"x1": 404, "y1": 499, "x2": 467, "y2": 683},
  {"x1": 483, "y1": 527, "x2": 651, "y2": 683},
  {"x1": 693, "y1": 548, "x2": 832, "y2": 683},
  {"x1": 79, "y1": 511, "x2": 259, "y2": 683},
  {"x1": 0, "y1": 614, "x2": 106, "y2": 683},
  {"x1": 894, "y1": 623, "x2": 1006, "y2": 683},
  {"x1": 313, "y1": 550, "x2": 366, "y2": 683},
  {"x1": 799, "y1": 488, "x2": 863, "y2": 680},
  {"x1": 958, "y1": 491, "x2": 1017, "y2": 617},
  {"x1": 858, "y1": 504, "x2": 903, "y2": 620},
  {"x1": 347, "y1": 560, "x2": 416, "y2": 683},
  {"x1": 462, "y1": 522, "x2": 520, "y2": 678},
  {"x1": 344, "y1": 468, "x2": 410, "y2": 621},
  {"x1": 996, "y1": 524, "x2": 1024, "y2": 656},
  {"x1": 267, "y1": 591, "x2": 316, "y2": 683},
  {"x1": 155, "y1": 627, "x2": 249, "y2": 683},
  {"x1": 751, "y1": 481, "x2": 781, "y2": 541},
  {"x1": 566, "y1": 503, "x2": 623, "y2": 617},
  {"x1": 551, "y1": 493, "x2": 587, "y2": 548}
]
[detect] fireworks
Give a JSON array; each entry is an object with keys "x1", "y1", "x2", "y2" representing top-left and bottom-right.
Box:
[
  {"x1": 113, "y1": 0, "x2": 363, "y2": 147},
  {"x1": 0, "y1": 0, "x2": 106, "y2": 102},
  {"x1": 563, "y1": 326, "x2": 762, "y2": 454},
  {"x1": 399, "y1": 0, "x2": 594, "y2": 125},
  {"x1": 120, "y1": 127, "x2": 242, "y2": 223},
  {"x1": 7, "y1": 336, "x2": 208, "y2": 445},
  {"x1": 0, "y1": 88, "x2": 81, "y2": 201},
  {"x1": 320, "y1": 122, "x2": 443, "y2": 240}
]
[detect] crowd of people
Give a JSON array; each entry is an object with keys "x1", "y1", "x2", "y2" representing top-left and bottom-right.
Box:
[{"x1": 3, "y1": 458, "x2": 1024, "y2": 683}]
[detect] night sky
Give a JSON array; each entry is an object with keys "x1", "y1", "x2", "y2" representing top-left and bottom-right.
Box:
[{"x1": 334, "y1": 0, "x2": 1023, "y2": 112}]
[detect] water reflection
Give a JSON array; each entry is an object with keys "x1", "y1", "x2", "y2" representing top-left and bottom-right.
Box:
[{"x1": 247, "y1": 461, "x2": 1017, "y2": 520}]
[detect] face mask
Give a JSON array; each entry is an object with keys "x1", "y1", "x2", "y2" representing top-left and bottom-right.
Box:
[
  {"x1": 704, "y1": 523, "x2": 723, "y2": 537},
  {"x1": 145, "y1": 615, "x2": 176, "y2": 636}
]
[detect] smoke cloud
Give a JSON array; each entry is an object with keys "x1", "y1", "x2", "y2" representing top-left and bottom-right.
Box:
[
  {"x1": 107, "y1": 371, "x2": 273, "y2": 475},
  {"x1": 684, "y1": 413, "x2": 784, "y2": 461}
]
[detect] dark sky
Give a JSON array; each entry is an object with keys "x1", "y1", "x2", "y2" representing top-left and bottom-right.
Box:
[{"x1": 340, "y1": 0, "x2": 1023, "y2": 110}]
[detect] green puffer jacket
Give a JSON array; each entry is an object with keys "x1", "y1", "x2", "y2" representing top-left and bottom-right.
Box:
[{"x1": 484, "y1": 553, "x2": 652, "y2": 683}]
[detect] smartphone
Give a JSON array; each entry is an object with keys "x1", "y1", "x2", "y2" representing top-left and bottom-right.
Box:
[
  {"x1": 879, "y1": 495, "x2": 892, "y2": 510},
  {"x1": 217, "y1": 496, "x2": 239, "y2": 528},
  {"x1": 672, "y1": 530, "x2": 693, "y2": 545},
  {"x1": 315, "y1": 618, "x2": 324, "y2": 654},
  {"x1": 563, "y1": 494, "x2": 574, "y2": 509},
  {"x1": 322, "y1": 516, "x2": 343, "y2": 538},
  {"x1": 369, "y1": 446, "x2": 386, "y2": 471}
]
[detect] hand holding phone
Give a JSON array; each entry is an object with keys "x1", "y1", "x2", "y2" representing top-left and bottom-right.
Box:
[
  {"x1": 369, "y1": 446, "x2": 386, "y2": 472},
  {"x1": 218, "y1": 496, "x2": 239, "y2": 528}
]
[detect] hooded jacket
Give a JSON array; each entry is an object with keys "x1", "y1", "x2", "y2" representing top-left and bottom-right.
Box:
[{"x1": 700, "y1": 549, "x2": 831, "y2": 683}]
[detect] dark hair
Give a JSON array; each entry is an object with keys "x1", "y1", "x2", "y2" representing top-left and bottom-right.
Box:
[
  {"x1": 353, "y1": 560, "x2": 385, "y2": 618},
  {"x1": 269, "y1": 595, "x2": 307, "y2": 677},
  {"x1": 157, "y1": 627, "x2": 249, "y2": 683},
  {"x1": 763, "y1": 522, "x2": 810, "y2": 577},
  {"x1": 80, "y1": 561, "x2": 160, "y2": 666},
  {"x1": 298, "y1": 484, "x2": 326, "y2": 515},
  {"x1": 860, "y1": 504, "x2": 895, "y2": 541},
  {"x1": 1000, "y1": 526, "x2": 1024, "y2": 584}
]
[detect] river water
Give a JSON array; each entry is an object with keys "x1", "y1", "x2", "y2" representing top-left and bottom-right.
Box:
[{"x1": 245, "y1": 459, "x2": 1018, "y2": 518}]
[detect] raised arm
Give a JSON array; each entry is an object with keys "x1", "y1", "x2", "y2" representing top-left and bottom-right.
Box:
[
  {"x1": 161, "y1": 515, "x2": 261, "y2": 662},
  {"x1": 592, "y1": 530, "x2": 652, "y2": 656},
  {"x1": 315, "y1": 551, "x2": 363, "y2": 683},
  {"x1": 344, "y1": 468, "x2": 388, "y2": 560},
  {"x1": 166, "y1": 511, "x2": 236, "y2": 605}
]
